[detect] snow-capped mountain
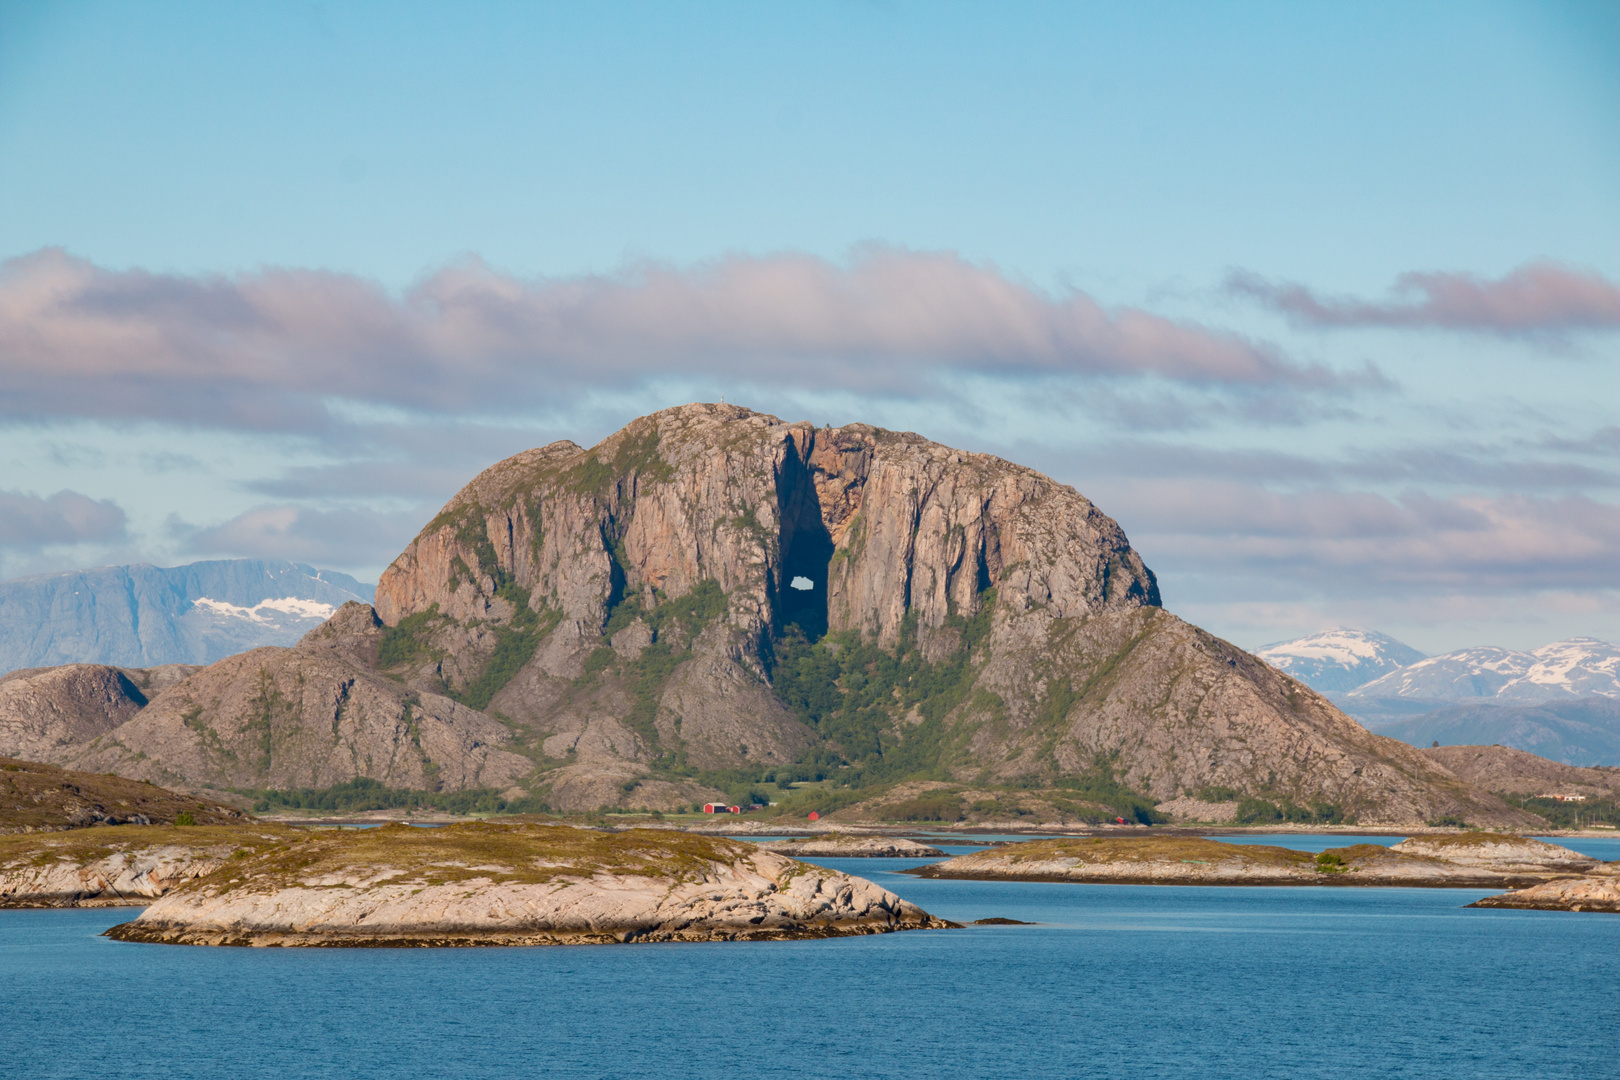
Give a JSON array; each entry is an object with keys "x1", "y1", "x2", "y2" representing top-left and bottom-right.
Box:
[
  {"x1": 1253, "y1": 629, "x2": 1426, "y2": 692},
  {"x1": 0, "y1": 560, "x2": 374, "y2": 674},
  {"x1": 1345, "y1": 638, "x2": 1620, "y2": 705}
]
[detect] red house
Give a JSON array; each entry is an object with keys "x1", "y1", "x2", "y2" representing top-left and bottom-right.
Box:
[
  {"x1": 702, "y1": 803, "x2": 743, "y2": 814},
  {"x1": 807, "y1": 811, "x2": 820, "y2": 822}
]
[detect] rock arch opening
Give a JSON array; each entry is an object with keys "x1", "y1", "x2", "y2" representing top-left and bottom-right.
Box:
[{"x1": 775, "y1": 440, "x2": 833, "y2": 641}]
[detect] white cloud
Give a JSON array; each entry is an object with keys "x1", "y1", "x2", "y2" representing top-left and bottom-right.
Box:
[{"x1": 0, "y1": 247, "x2": 1354, "y2": 430}]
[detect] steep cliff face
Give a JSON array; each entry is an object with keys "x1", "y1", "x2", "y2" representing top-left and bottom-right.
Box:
[
  {"x1": 375, "y1": 405, "x2": 1158, "y2": 653},
  {"x1": 0, "y1": 404, "x2": 1534, "y2": 823}
]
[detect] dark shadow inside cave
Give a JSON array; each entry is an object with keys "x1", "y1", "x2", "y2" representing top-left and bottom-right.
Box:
[{"x1": 775, "y1": 443, "x2": 833, "y2": 642}]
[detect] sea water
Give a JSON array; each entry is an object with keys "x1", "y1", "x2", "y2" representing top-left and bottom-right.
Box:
[{"x1": 3, "y1": 854, "x2": 1617, "y2": 1080}]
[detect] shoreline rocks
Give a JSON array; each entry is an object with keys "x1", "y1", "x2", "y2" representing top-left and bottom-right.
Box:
[
  {"x1": 1468, "y1": 871, "x2": 1620, "y2": 914},
  {"x1": 102, "y1": 822, "x2": 954, "y2": 946},
  {"x1": 1389, "y1": 833, "x2": 1598, "y2": 875}
]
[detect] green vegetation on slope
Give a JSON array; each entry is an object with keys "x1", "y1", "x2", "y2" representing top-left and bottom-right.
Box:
[
  {"x1": 377, "y1": 605, "x2": 447, "y2": 669},
  {"x1": 581, "y1": 579, "x2": 730, "y2": 756},
  {"x1": 243, "y1": 777, "x2": 552, "y2": 816},
  {"x1": 1233, "y1": 796, "x2": 1348, "y2": 826},
  {"x1": 770, "y1": 594, "x2": 996, "y2": 779},
  {"x1": 458, "y1": 583, "x2": 563, "y2": 709},
  {"x1": 375, "y1": 586, "x2": 561, "y2": 712}
]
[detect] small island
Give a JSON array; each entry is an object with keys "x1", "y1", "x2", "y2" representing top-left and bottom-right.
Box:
[
  {"x1": 904, "y1": 833, "x2": 1603, "y2": 888},
  {"x1": 103, "y1": 822, "x2": 953, "y2": 947}
]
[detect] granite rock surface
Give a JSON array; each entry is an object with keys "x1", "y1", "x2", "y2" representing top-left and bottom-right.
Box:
[{"x1": 103, "y1": 822, "x2": 952, "y2": 945}]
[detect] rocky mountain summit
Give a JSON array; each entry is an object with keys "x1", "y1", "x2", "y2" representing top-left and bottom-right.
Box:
[{"x1": 0, "y1": 404, "x2": 1538, "y2": 825}]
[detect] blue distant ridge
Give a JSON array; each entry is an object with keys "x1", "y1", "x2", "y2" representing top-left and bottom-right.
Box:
[{"x1": 0, "y1": 559, "x2": 374, "y2": 674}]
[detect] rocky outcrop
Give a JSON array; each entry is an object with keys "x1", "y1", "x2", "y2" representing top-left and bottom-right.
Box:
[
  {"x1": 1151, "y1": 796, "x2": 1240, "y2": 823},
  {"x1": 1468, "y1": 867, "x2": 1620, "y2": 913},
  {"x1": 905, "y1": 834, "x2": 1593, "y2": 887},
  {"x1": 756, "y1": 835, "x2": 947, "y2": 857},
  {"x1": 0, "y1": 757, "x2": 248, "y2": 833},
  {"x1": 103, "y1": 822, "x2": 953, "y2": 946},
  {"x1": 1388, "y1": 832, "x2": 1598, "y2": 875},
  {"x1": 0, "y1": 824, "x2": 298, "y2": 906}
]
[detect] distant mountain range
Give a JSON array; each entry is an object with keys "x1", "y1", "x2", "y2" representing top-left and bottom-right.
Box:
[
  {"x1": 1345, "y1": 638, "x2": 1620, "y2": 704},
  {"x1": 0, "y1": 560, "x2": 374, "y2": 674},
  {"x1": 1257, "y1": 629, "x2": 1620, "y2": 764},
  {"x1": 1381, "y1": 698, "x2": 1620, "y2": 768},
  {"x1": 1253, "y1": 629, "x2": 1425, "y2": 692}
]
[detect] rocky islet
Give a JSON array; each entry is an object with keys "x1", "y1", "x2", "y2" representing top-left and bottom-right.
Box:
[
  {"x1": 99, "y1": 822, "x2": 952, "y2": 946},
  {"x1": 905, "y1": 832, "x2": 1607, "y2": 889}
]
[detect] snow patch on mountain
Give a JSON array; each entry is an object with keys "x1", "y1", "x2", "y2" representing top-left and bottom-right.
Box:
[
  {"x1": 1254, "y1": 629, "x2": 1426, "y2": 693},
  {"x1": 192, "y1": 597, "x2": 337, "y2": 623},
  {"x1": 1346, "y1": 638, "x2": 1620, "y2": 705},
  {"x1": 0, "y1": 560, "x2": 374, "y2": 673}
]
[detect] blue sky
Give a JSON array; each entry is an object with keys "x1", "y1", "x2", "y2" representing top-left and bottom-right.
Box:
[{"x1": 1, "y1": 0, "x2": 1615, "y2": 653}]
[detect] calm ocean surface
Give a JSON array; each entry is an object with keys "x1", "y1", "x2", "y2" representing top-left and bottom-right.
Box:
[{"x1": 4, "y1": 839, "x2": 1618, "y2": 1080}]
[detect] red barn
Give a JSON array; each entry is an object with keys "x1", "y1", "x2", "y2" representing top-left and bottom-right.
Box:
[{"x1": 807, "y1": 811, "x2": 820, "y2": 822}]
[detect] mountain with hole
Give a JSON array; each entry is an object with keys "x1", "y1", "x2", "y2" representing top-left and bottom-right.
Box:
[{"x1": 0, "y1": 404, "x2": 1535, "y2": 825}]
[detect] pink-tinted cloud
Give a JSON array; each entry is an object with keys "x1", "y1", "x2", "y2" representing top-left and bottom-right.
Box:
[
  {"x1": 0, "y1": 490, "x2": 128, "y2": 550},
  {"x1": 1228, "y1": 261, "x2": 1620, "y2": 334},
  {"x1": 0, "y1": 247, "x2": 1337, "y2": 429}
]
